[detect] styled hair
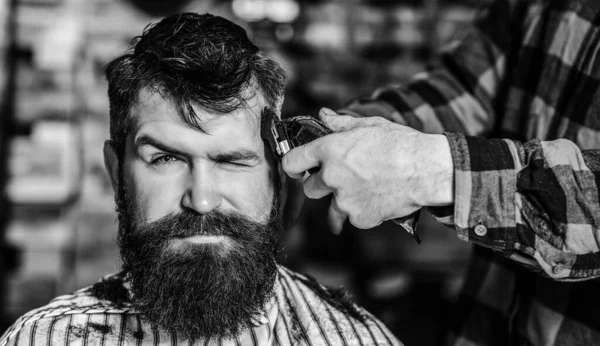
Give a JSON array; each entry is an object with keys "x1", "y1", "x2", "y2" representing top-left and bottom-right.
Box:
[{"x1": 105, "y1": 13, "x2": 287, "y2": 158}]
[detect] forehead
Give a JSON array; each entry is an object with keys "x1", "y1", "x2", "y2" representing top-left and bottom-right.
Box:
[{"x1": 129, "y1": 89, "x2": 268, "y2": 139}]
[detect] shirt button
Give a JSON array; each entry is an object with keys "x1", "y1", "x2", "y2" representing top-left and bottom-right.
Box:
[
  {"x1": 474, "y1": 224, "x2": 487, "y2": 236},
  {"x1": 553, "y1": 264, "x2": 565, "y2": 275}
]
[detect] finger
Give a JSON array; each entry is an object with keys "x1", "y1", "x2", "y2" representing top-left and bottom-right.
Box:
[
  {"x1": 282, "y1": 139, "x2": 323, "y2": 177},
  {"x1": 282, "y1": 177, "x2": 306, "y2": 229},
  {"x1": 286, "y1": 170, "x2": 304, "y2": 180},
  {"x1": 348, "y1": 213, "x2": 382, "y2": 230},
  {"x1": 303, "y1": 171, "x2": 332, "y2": 200},
  {"x1": 327, "y1": 200, "x2": 347, "y2": 235}
]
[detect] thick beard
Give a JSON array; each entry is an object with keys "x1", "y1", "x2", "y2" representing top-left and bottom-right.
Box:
[{"x1": 115, "y1": 185, "x2": 282, "y2": 341}]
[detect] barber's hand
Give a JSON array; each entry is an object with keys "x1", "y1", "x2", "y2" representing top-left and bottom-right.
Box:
[{"x1": 282, "y1": 108, "x2": 454, "y2": 230}]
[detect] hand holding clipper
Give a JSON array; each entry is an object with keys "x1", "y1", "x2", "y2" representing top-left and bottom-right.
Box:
[{"x1": 261, "y1": 108, "x2": 421, "y2": 243}]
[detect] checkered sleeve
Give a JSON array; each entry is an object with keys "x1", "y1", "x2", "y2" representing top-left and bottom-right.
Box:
[
  {"x1": 338, "y1": 0, "x2": 523, "y2": 136},
  {"x1": 441, "y1": 133, "x2": 600, "y2": 280}
]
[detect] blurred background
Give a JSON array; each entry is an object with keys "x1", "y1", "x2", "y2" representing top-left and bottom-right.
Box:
[{"x1": 0, "y1": 0, "x2": 490, "y2": 344}]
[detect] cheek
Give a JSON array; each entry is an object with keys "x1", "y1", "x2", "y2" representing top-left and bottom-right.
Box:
[
  {"x1": 221, "y1": 167, "x2": 275, "y2": 222},
  {"x1": 125, "y1": 163, "x2": 186, "y2": 222}
]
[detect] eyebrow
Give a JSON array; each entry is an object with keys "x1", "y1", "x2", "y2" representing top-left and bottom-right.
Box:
[
  {"x1": 135, "y1": 135, "x2": 261, "y2": 162},
  {"x1": 135, "y1": 135, "x2": 188, "y2": 157}
]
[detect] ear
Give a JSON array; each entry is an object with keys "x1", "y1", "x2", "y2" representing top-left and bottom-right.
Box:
[{"x1": 103, "y1": 140, "x2": 120, "y2": 195}]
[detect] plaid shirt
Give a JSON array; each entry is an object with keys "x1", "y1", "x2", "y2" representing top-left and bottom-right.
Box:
[
  {"x1": 341, "y1": 0, "x2": 600, "y2": 344},
  {"x1": 0, "y1": 266, "x2": 400, "y2": 346}
]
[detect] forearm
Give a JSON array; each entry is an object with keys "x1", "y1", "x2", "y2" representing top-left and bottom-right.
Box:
[{"x1": 429, "y1": 133, "x2": 600, "y2": 281}]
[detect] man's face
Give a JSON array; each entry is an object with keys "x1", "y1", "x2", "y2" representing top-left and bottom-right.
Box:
[
  {"x1": 123, "y1": 91, "x2": 276, "y2": 229},
  {"x1": 103, "y1": 90, "x2": 282, "y2": 340}
]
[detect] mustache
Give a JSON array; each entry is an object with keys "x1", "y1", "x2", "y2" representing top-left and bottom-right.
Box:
[{"x1": 127, "y1": 209, "x2": 277, "y2": 244}]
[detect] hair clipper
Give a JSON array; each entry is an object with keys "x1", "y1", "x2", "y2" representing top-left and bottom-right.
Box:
[
  {"x1": 260, "y1": 107, "x2": 421, "y2": 243},
  {"x1": 260, "y1": 108, "x2": 332, "y2": 174}
]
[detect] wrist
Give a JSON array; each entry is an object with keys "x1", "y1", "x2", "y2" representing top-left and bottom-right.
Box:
[{"x1": 423, "y1": 134, "x2": 454, "y2": 206}]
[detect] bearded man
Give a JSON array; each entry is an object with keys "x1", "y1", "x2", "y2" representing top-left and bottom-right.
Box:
[{"x1": 0, "y1": 13, "x2": 400, "y2": 346}]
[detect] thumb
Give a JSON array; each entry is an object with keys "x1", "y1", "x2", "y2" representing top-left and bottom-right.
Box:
[
  {"x1": 319, "y1": 108, "x2": 364, "y2": 132},
  {"x1": 319, "y1": 107, "x2": 384, "y2": 132}
]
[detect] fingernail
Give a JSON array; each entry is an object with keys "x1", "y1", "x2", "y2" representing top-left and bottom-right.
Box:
[{"x1": 320, "y1": 107, "x2": 336, "y2": 116}]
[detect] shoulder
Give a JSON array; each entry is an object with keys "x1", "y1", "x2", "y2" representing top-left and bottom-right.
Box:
[
  {"x1": 0, "y1": 273, "x2": 135, "y2": 346},
  {"x1": 275, "y1": 266, "x2": 403, "y2": 346}
]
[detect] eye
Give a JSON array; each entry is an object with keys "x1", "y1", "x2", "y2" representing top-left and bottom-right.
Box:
[
  {"x1": 226, "y1": 161, "x2": 248, "y2": 167},
  {"x1": 150, "y1": 154, "x2": 180, "y2": 165},
  {"x1": 218, "y1": 160, "x2": 249, "y2": 168}
]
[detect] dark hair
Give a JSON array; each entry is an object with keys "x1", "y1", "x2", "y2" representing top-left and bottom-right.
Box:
[{"x1": 105, "y1": 13, "x2": 287, "y2": 158}]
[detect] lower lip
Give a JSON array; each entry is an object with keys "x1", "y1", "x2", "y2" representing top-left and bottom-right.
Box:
[
  {"x1": 181, "y1": 235, "x2": 227, "y2": 244},
  {"x1": 168, "y1": 235, "x2": 231, "y2": 249}
]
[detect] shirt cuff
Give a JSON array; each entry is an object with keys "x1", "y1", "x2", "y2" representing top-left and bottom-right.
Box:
[{"x1": 442, "y1": 133, "x2": 518, "y2": 249}]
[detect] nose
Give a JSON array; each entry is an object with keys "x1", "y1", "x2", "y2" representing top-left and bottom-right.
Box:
[{"x1": 181, "y1": 164, "x2": 222, "y2": 214}]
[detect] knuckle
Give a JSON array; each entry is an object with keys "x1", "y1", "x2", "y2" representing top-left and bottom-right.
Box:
[
  {"x1": 368, "y1": 115, "x2": 387, "y2": 125},
  {"x1": 348, "y1": 214, "x2": 365, "y2": 229},
  {"x1": 333, "y1": 197, "x2": 351, "y2": 215},
  {"x1": 312, "y1": 139, "x2": 326, "y2": 157},
  {"x1": 319, "y1": 167, "x2": 335, "y2": 187},
  {"x1": 374, "y1": 115, "x2": 387, "y2": 123},
  {"x1": 349, "y1": 214, "x2": 375, "y2": 230},
  {"x1": 330, "y1": 198, "x2": 344, "y2": 214}
]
